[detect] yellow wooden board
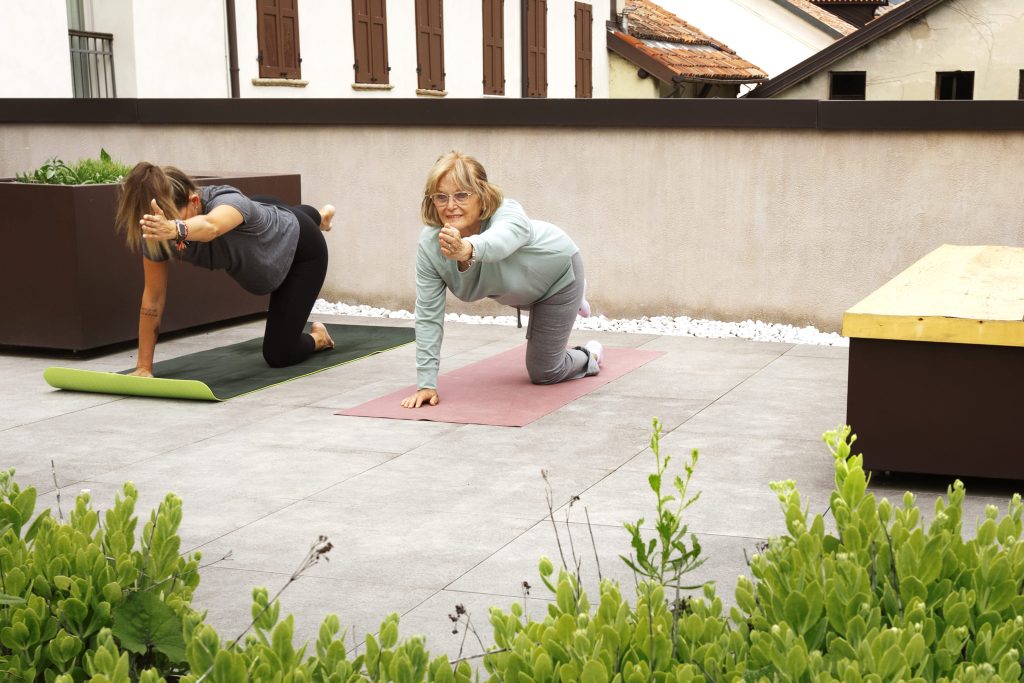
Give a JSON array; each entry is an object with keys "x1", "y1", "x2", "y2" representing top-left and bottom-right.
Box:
[{"x1": 842, "y1": 244, "x2": 1024, "y2": 348}]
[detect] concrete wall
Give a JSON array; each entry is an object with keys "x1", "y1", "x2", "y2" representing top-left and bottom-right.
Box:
[
  {"x1": 0, "y1": 0, "x2": 74, "y2": 97},
  {"x1": 3, "y1": 123, "x2": 1022, "y2": 331},
  {"x1": 777, "y1": 0, "x2": 1024, "y2": 100}
]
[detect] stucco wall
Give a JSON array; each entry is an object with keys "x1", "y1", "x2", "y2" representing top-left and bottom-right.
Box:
[
  {"x1": 777, "y1": 0, "x2": 1024, "y2": 100},
  {"x1": 609, "y1": 53, "x2": 660, "y2": 98},
  {"x1": 0, "y1": 0, "x2": 73, "y2": 97},
  {"x1": 3, "y1": 123, "x2": 1021, "y2": 331}
]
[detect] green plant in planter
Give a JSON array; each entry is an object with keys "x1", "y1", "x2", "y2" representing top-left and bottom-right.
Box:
[{"x1": 14, "y1": 149, "x2": 131, "y2": 185}]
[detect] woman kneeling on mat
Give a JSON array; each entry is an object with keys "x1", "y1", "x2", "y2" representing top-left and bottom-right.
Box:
[
  {"x1": 115, "y1": 162, "x2": 335, "y2": 376},
  {"x1": 401, "y1": 151, "x2": 601, "y2": 409}
]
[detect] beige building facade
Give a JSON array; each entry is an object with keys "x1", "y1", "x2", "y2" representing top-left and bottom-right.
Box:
[{"x1": 754, "y1": 0, "x2": 1024, "y2": 100}]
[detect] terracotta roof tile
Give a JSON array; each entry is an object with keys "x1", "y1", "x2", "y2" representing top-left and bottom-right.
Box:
[
  {"x1": 618, "y1": 0, "x2": 767, "y2": 82},
  {"x1": 782, "y1": 0, "x2": 858, "y2": 35}
]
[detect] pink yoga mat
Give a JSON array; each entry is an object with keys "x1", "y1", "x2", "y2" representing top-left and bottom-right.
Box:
[{"x1": 336, "y1": 345, "x2": 664, "y2": 427}]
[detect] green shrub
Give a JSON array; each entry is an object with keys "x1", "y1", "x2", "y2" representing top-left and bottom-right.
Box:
[
  {"x1": 479, "y1": 424, "x2": 1024, "y2": 682},
  {"x1": 14, "y1": 149, "x2": 131, "y2": 185},
  {"x1": 0, "y1": 470, "x2": 201, "y2": 682},
  {"x1": 3, "y1": 423, "x2": 1023, "y2": 682}
]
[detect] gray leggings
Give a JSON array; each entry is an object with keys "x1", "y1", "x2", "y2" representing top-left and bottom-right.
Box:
[{"x1": 524, "y1": 252, "x2": 599, "y2": 384}]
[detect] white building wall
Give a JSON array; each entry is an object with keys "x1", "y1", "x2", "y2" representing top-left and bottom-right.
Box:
[
  {"x1": 88, "y1": 0, "x2": 228, "y2": 98},
  {"x1": 89, "y1": 0, "x2": 137, "y2": 97},
  {"x1": 657, "y1": 0, "x2": 838, "y2": 78},
  {"x1": 777, "y1": 0, "x2": 1024, "y2": 100},
  {"x1": 0, "y1": 0, "x2": 609, "y2": 99},
  {"x1": 0, "y1": 0, "x2": 74, "y2": 97}
]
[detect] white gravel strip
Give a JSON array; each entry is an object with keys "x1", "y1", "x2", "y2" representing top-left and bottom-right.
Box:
[{"x1": 312, "y1": 299, "x2": 849, "y2": 346}]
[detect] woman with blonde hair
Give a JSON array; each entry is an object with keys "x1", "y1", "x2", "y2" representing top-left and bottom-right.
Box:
[
  {"x1": 115, "y1": 162, "x2": 335, "y2": 375},
  {"x1": 401, "y1": 151, "x2": 599, "y2": 409}
]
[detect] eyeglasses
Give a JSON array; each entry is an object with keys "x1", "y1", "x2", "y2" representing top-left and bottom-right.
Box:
[{"x1": 428, "y1": 191, "x2": 474, "y2": 206}]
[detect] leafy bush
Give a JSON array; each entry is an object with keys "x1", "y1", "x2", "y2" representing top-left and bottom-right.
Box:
[
  {"x1": 0, "y1": 470, "x2": 201, "y2": 682},
  {"x1": 3, "y1": 423, "x2": 1024, "y2": 682},
  {"x1": 14, "y1": 149, "x2": 131, "y2": 185}
]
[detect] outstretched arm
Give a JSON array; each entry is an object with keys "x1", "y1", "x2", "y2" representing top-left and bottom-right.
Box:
[
  {"x1": 140, "y1": 199, "x2": 244, "y2": 243},
  {"x1": 131, "y1": 257, "x2": 169, "y2": 377}
]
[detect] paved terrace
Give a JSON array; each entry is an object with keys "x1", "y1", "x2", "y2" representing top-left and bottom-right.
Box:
[{"x1": 2, "y1": 314, "x2": 1020, "y2": 661}]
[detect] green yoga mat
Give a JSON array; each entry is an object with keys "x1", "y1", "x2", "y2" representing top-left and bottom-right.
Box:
[{"x1": 44, "y1": 323, "x2": 415, "y2": 401}]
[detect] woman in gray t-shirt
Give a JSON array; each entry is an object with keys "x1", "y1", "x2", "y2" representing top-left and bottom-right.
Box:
[{"x1": 114, "y1": 162, "x2": 334, "y2": 375}]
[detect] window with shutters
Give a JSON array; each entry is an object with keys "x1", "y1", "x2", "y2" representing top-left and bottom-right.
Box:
[
  {"x1": 483, "y1": 0, "x2": 504, "y2": 95},
  {"x1": 524, "y1": 0, "x2": 546, "y2": 97},
  {"x1": 415, "y1": 0, "x2": 445, "y2": 92},
  {"x1": 574, "y1": 2, "x2": 592, "y2": 98},
  {"x1": 256, "y1": 0, "x2": 301, "y2": 79},
  {"x1": 352, "y1": 0, "x2": 390, "y2": 84}
]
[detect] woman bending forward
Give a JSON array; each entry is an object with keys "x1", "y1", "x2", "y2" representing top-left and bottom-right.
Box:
[
  {"x1": 115, "y1": 162, "x2": 335, "y2": 376},
  {"x1": 402, "y1": 151, "x2": 601, "y2": 409}
]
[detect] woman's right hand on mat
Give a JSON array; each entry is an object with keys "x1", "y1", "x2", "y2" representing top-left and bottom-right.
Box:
[
  {"x1": 128, "y1": 367, "x2": 153, "y2": 378},
  {"x1": 400, "y1": 388, "x2": 438, "y2": 408}
]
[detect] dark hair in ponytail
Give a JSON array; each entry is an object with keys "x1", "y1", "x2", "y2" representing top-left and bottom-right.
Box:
[{"x1": 115, "y1": 162, "x2": 198, "y2": 258}]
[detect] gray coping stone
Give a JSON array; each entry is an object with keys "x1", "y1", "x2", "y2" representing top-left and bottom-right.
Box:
[{"x1": 6, "y1": 313, "x2": 1015, "y2": 666}]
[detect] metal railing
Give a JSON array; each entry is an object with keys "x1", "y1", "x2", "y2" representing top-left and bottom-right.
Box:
[{"x1": 68, "y1": 30, "x2": 116, "y2": 98}]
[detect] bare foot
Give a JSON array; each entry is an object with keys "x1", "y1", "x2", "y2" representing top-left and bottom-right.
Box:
[
  {"x1": 319, "y1": 204, "x2": 335, "y2": 232},
  {"x1": 311, "y1": 322, "x2": 334, "y2": 351}
]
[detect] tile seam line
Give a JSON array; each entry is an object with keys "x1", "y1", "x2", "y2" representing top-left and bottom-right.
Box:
[
  {"x1": 552, "y1": 339, "x2": 784, "y2": 514},
  {"x1": 1, "y1": 395, "x2": 129, "y2": 433}
]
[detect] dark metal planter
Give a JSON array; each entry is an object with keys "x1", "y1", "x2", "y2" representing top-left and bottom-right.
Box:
[
  {"x1": 0, "y1": 172, "x2": 300, "y2": 351},
  {"x1": 847, "y1": 338, "x2": 1024, "y2": 481}
]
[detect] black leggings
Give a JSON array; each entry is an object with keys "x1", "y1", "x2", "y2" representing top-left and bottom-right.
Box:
[{"x1": 252, "y1": 197, "x2": 329, "y2": 368}]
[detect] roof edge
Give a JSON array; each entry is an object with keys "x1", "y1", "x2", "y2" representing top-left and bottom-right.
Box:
[
  {"x1": 607, "y1": 30, "x2": 681, "y2": 87},
  {"x1": 744, "y1": 0, "x2": 949, "y2": 98},
  {"x1": 608, "y1": 30, "x2": 767, "y2": 86},
  {"x1": 766, "y1": 0, "x2": 848, "y2": 38}
]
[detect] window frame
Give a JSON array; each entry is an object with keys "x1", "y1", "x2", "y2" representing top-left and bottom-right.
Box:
[
  {"x1": 414, "y1": 0, "x2": 445, "y2": 92},
  {"x1": 574, "y1": 2, "x2": 592, "y2": 99},
  {"x1": 256, "y1": 0, "x2": 302, "y2": 80},
  {"x1": 352, "y1": 0, "x2": 390, "y2": 84},
  {"x1": 828, "y1": 71, "x2": 866, "y2": 101},
  {"x1": 483, "y1": 0, "x2": 505, "y2": 95},
  {"x1": 935, "y1": 71, "x2": 975, "y2": 100}
]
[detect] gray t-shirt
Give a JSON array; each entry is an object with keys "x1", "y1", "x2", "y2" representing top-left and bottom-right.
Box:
[{"x1": 145, "y1": 185, "x2": 300, "y2": 295}]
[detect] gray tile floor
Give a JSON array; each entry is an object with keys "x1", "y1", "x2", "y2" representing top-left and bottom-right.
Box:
[{"x1": 3, "y1": 314, "x2": 1022, "y2": 663}]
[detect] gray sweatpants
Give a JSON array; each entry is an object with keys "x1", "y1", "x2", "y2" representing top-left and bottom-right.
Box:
[{"x1": 524, "y1": 252, "x2": 599, "y2": 384}]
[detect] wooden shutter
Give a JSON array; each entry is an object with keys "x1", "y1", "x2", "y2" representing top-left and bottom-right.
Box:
[
  {"x1": 257, "y1": 0, "x2": 301, "y2": 79},
  {"x1": 525, "y1": 0, "x2": 546, "y2": 97},
  {"x1": 574, "y1": 2, "x2": 592, "y2": 98},
  {"x1": 353, "y1": 0, "x2": 389, "y2": 83},
  {"x1": 415, "y1": 0, "x2": 445, "y2": 91},
  {"x1": 483, "y1": 0, "x2": 504, "y2": 95}
]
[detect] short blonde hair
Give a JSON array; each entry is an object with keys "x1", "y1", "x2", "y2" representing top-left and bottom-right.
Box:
[{"x1": 420, "y1": 151, "x2": 504, "y2": 227}]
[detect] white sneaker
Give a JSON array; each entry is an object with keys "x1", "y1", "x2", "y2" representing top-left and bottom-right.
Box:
[{"x1": 583, "y1": 340, "x2": 604, "y2": 367}]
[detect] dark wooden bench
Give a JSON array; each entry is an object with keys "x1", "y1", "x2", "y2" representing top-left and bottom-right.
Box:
[{"x1": 843, "y1": 244, "x2": 1024, "y2": 480}]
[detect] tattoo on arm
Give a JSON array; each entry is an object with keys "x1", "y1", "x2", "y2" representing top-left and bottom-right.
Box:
[{"x1": 141, "y1": 306, "x2": 159, "y2": 318}]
